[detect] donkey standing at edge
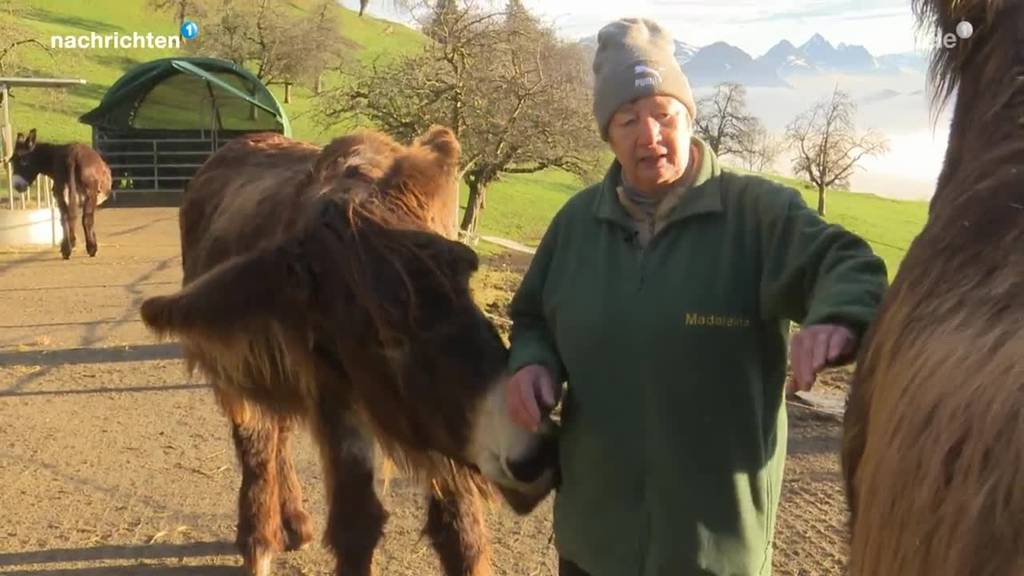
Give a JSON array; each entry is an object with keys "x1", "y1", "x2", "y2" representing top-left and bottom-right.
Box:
[
  {"x1": 842, "y1": 0, "x2": 1024, "y2": 574},
  {"x1": 140, "y1": 126, "x2": 556, "y2": 576},
  {"x1": 9, "y1": 128, "x2": 112, "y2": 259}
]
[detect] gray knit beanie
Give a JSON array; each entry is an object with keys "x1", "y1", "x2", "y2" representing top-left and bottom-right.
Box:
[{"x1": 592, "y1": 18, "x2": 696, "y2": 140}]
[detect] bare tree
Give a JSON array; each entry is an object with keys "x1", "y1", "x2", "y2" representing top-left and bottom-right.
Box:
[
  {"x1": 0, "y1": 0, "x2": 52, "y2": 75},
  {"x1": 694, "y1": 82, "x2": 760, "y2": 158},
  {"x1": 184, "y1": 0, "x2": 347, "y2": 87},
  {"x1": 147, "y1": 0, "x2": 206, "y2": 30},
  {"x1": 317, "y1": 0, "x2": 603, "y2": 238},
  {"x1": 785, "y1": 87, "x2": 889, "y2": 215},
  {"x1": 359, "y1": 0, "x2": 418, "y2": 17},
  {"x1": 735, "y1": 124, "x2": 782, "y2": 173},
  {"x1": 299, "y1": 1, "x2": 354, "y2": 93}
]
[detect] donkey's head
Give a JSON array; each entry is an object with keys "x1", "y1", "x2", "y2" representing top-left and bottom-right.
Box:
[{"x1": 9, "y1": 128, "x2": 44, "y2": 192}]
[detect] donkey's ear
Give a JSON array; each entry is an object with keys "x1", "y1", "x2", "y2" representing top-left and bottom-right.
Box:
[
  {"x1": 15, "y1": 132, "x2": 24, "y2": 144},
  {"x1": 140, "y1": 242, "x2": 313, "y2": 340},
  {"x1": 438, "y1": 235, "x2": 479, "y2": 279},
  {"x1": 414, "y1": 125, "x2": 460, "y2": 169},
  {"x1": 397, "y1": 228, "x2": 479, "y2": 281},
  {"x1": 26, "y1": 129, "x2": 36, "y2": 146}
]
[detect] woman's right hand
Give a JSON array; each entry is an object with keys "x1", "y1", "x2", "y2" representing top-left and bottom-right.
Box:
[{"x1": 505, "y1": 364, "x2": 557, "y2": 432}]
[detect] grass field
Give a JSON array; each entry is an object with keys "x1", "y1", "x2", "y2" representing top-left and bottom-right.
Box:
[
  {"x1": 768, "y1": 173, "x2": 928, "y2": 278},
  {"x1": 3, "y1": 0, "x2": 929, "y2": 277}
]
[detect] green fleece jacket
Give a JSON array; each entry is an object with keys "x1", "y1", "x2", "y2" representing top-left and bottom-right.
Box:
[{"x1": 507, "y1": 138, "x2": 887, "y2": 576}]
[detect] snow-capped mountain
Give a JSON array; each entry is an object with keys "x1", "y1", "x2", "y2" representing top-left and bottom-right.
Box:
[{"x1": 579, "y1": 32, "x2": 928, "y2": 87}]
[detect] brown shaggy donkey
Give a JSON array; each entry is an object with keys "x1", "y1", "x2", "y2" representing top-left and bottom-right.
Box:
[
  {"x1": 140, "y1": 127, "x2": 556, "y2": 576},
  {"x1": 842, "y1": 1, "x2": 1024, "y2": 575},
  {"x1": 9, "y1": 128, "x2": 112, "y2": 259}
]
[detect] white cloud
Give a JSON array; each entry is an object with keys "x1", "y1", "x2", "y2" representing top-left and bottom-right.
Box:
[{"x1": 524, "y1": 0, "x2": 919, "y2": 55}]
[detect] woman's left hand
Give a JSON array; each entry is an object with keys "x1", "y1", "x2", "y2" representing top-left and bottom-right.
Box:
[{"x1": 788, "y1": 323, "x2": 858, "y2": 393}]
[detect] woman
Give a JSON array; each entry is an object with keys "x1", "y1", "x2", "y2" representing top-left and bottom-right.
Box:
[{"x1": 505, "y1": 18, "x2": 888, "y2": 576}]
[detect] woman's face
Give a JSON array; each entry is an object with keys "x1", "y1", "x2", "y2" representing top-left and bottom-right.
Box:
[{"x1": 607, "y1": 96, "x2": 692, "y2": 194}]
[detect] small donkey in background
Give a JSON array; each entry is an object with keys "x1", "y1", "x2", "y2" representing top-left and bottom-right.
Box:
[{"x1": 9, "y1": 128, "x2": 112, "y2": 259}]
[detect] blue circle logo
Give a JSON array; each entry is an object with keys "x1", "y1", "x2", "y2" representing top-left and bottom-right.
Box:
[{"x1": 181, "y1": 20, "x2": 199, "y2": 40}]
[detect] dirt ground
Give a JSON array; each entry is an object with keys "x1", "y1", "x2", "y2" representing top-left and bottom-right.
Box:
[{"x1": 1, "y1": 207, "x2": 852, "y2": 575}]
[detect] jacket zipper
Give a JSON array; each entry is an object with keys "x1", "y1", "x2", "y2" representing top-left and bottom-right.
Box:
[{"x1": 638, "y1": 219, "x2": 656, "y2": 290}]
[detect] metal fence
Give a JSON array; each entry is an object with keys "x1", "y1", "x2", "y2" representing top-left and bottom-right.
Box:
[
  {"x1": 2, "y1": 171, "x2": 53, "y2": 212},
  {"x1": 93, "y1": 128, "x2": 269, "y2": 198}
]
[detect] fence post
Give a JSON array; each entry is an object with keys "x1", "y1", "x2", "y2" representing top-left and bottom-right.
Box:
[
  {"x1": 153, "y1": 139, "x2": 159, "y2": 193},
  {"x1": 1, "y1": 83, "x2": 11, "y2": 211}
]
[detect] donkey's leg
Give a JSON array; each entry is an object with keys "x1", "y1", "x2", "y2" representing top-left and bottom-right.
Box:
[
  {"x1": 424, "y1": 482, "x2": 492, "y2": 576},
  {"x1": 82, "y1": 192, "x2": 98, "y2": 257},
  {"x1": 276, "y1": 416, "x2": 314, "y2": 551},
  {"x1": 65, "y1": 180, "x2": 78, "y2": 251},
  {"x1": 52, "y1": 181, "x2": 72, "y2": 259},
  {"x1": 225, "y1": 398, "x2": 284, "y2": 576},
  {"x1": 316, "y1": 408, "x2": 385, "y2": 576}
]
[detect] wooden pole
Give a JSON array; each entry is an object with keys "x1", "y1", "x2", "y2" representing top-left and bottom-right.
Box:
[{"x1": 1, "y1": 83, "x2": 12, "y2": 210}]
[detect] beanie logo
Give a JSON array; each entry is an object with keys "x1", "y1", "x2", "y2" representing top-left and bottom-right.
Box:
[{"x1": 634, "y1": 64, "x2": 662, "y2": 88}]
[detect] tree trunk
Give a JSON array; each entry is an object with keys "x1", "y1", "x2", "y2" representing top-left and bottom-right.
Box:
[
  {"x1": 460, "y1": 179, "x2": 486, "y2": 238},
  {"x1": 315, "y1": 73, "x2": 323, "y2": 95},
  {"x1": 817, "y1": 184, "x2": 826, "y2": 216}
]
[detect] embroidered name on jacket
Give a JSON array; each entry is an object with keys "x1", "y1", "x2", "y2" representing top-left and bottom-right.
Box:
[{"x1": 684, "y1": 312, "x2": 752, "y2": 328}]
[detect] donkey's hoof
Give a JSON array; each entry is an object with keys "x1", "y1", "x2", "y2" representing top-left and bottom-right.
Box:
[
  {"x1": 243, "y1": 551, "x2": 274, "y2": 576},
  {"x1": 87, "y1": 244, "x2": 97, "y2": 257},
  {"x1": 282, "y1": 509, "x2": 314, "y2": 551},
  {"x1": 60, "y1": 243, "x2": 72, "y2": 260},
  {"x1": 237, "y1": 530, "x2": 283, "y2": 576}
]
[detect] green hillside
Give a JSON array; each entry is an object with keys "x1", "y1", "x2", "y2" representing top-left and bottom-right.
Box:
[{"x1": 4, "y1": 0, "x2": 421, "y2": 144}]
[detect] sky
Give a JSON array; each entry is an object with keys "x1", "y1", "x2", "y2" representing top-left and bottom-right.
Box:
[{"x1": 340, "y1": 0, "x2": 931, "y2": 57}]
